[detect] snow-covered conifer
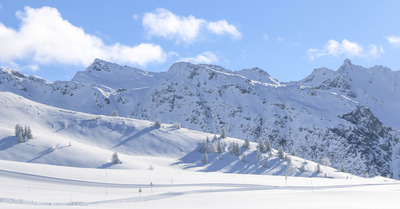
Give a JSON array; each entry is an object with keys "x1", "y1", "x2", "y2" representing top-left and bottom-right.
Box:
[
  {"x1": 315, "y1": 164, "x2": 322, "y2": 173},
  {"x1": 299, "y1": 162, "x2": 306, "y2": 173},
  {"x1": 256, "y1": 148, "x2": 262, "y2": 160},
  {"x1": 220, "y1": 127, "x2": 226, "y2": 138},
  {"x1": 257, "y1": 138, "x2": 266, "y2": 153},
  {"x1": 243, "y1": 138, "x2": 250, "y2": 149},
  {"x1": 154, "y1": 120, "x2": 161, "y2": 128},
  {"x1": 200, "y1": 140, "x2": 207, "y2": 153},
  {"x1": 232, "y1": 142, "x2": 241, "y2": 156},
  {"x1": 242, "y1": 154, "x2": 248, "y2": 163},
  {"x1": 321, "y1": 156, "x2": 332, "y2": 166},
  {"x1": 261, "y1": 158, "x2": 269, "y2": 168},
  {"x1": 201, "y1": 151, "x2": 208, "y2": 164},
  {"x1": 265, "y1": 139, "x2": 272, "y2": 153},
  {"x1": 26, "y1": 126, "x2": 33, "y2": 139},
  {"x1": 111, "y1": 110, "x2": 119, "y2": 117},
  {"x1": 290, "y1": 147, "x2": 296, "y2": 156},
  {"x1": 278, "y1": 146, "x2": 285, "y2": 159},
  {"x1": 340, "y1": 162, "x2": 346, "y2": 172},
  {"x1": 216, "y1": 141, "x2": 223, "y2": 154},
  {"x1": 173, "y1": 122, "x2": 181, "y2": 129},
  {"x1": 112, "y1": 152, "x2": 121, "y2": 164}
]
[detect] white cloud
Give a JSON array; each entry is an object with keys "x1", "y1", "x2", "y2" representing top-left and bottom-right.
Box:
[
  {"x1": 207, "y1": 20, "x2": 241, "y2": 40},
  {"x1": 180, "y1": 51, "x2": 218, "y2": 64},
  {"x1": 142, "y1": 8, "x2": 241, "y2": 43},
  {"x1": 0, "y1": 7, "x2": 166, "y2": 67},
  {"x1": 307, "y1": 39, "x2": 383, "y2": 60},
  {"x1": 387, "y1": 36, "x2": 400, "y2": 47}
]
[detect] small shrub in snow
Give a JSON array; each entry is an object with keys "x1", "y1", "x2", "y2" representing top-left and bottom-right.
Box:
[
  {"x1": 112, "y1": 152, "x2": 121, "y2": 164},
  {"x1": 173, "y1": 122, "x2": 181, "y2": 129},
  {"x1": 154, "y1": 120, "x2": 161, "y2": 128},
  {"x1": 148, "y1": 164, "x2": 154, "y2": 170}
]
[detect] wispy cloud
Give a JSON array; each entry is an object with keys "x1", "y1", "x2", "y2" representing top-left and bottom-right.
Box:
[
  {"x1": 180, "y1": 51, "x2": 218, "y2": 64},
  {"x1": 307, "y1": 39, "x2": 383, "y2": 60},
  {"x1": 142, "y1": 8, "x2": 241, "y2": 44},
  {"x1": 0, "y1": 7, "x2": 167, "y2": 68},
  {"x1": 387, "y1": 36, "x2": 400, "y2": 47}
]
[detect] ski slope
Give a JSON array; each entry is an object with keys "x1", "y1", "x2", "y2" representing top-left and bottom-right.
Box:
[{"x1": 0, "y1": 160, "x2": 399, "y2": 209}]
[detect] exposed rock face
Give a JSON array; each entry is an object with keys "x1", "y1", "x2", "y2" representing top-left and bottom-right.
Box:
[{"x1": 1, "y1": 58, "x2": 400, "y2": 178}]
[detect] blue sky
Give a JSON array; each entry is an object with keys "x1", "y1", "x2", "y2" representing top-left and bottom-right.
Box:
[{"x1": 1, "y1": 0, "x2": 400, "y2": 82}]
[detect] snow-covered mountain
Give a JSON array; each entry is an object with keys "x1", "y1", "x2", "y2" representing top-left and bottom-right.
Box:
[
  {"x1": 1, "y1": 59, "x2": 400, "y2": 178},
  {"x1": 0, "y1": 91, "x2": 341, "y2": 178}
]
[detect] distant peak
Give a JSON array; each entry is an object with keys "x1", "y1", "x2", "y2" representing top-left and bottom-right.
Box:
[{"x1": 343, "y1": 58, "x2": 352, "y2": 65}]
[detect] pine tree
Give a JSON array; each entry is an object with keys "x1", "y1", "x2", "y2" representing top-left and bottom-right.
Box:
[
  {"x1": 220, "y1": 127, "x2": 226, "y2": 138},
  {"x1": 287, "y1": 159, "x2": 294, "y2": 172},
  {"x1": 17, "y1": 132, "x2": 24, "y2": 143},
  {"x1": 201, "y1": 151, "x2": 208, "y2": 164},
  {"x1": 299, "y1": 162, "x2": 306, "y2": 173},
  {"x1": 321, "y1": 156, "x2": 332, "y2": 166},
  {"x1": 15, "y1": 124, "x2": 21, "y2": 137},
  {"x1": 278, "y1": 146, "x2": 285, "y2": 159},
  {"x1": 340, "y1": 162, "x2": 346, "y2": 172},
  {"x1": 216, "y1": 141, "x2": 223, "y2": 154},
  {"x1": 261, "y1": 158, "x2": 269, "y2": 168},
  {"x1": 256, "y1": 148, "x2": 262, "y2": 160},
  {"x1": 290, "y1": 147, "x2": 296, "y2": 156},
  {"x1": 243, "y1": 138, "x2": 250, "y2": 149},
  {"x1": 154, "y1": 120, "x2": 161, "y2": 128},
  {"x1": 213, "y1": 134, "x2": 218, "y2": 141},
  {"x1": 232, "y1": 142, "x2": 241, "y2": 156},
  {"x1": 26, "y1": 126, "x2": 33, "y2": 139},
  {"x1": 257, "y1": 138, "x2": 266, "y2": 153},
  {"x1": 265, "y1": 139, "x2": 272, "y2": 153},
  {"x1": 315, "y1": 164, "x2": 322, "y2": 173},
  {"x1": 112, "y1": 152, "x2": 121, "y2": 164},
  {"x1": 200, "y1": 140, "x2": 207, "y2": 153},
  {"x1": 173, "y1": 122, "x2": 181, "y2": 129},
  {"x1": 242, "y1": 154, "x2": 248, "y2": 163},
  {"x1": 111, "y1": 110, "x2": 119, "y2": 117}
]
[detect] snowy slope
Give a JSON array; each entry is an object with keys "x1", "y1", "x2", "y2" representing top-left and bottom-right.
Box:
[
  {"x1": 0, "y1": 159, "x2": 399, "y2": 209},
  {"x1": 0, "y1": 91, "x2": 345, "y2": 178},
  {"x1": 1, "y1": 59, "x2": 400, "y2": 178}
]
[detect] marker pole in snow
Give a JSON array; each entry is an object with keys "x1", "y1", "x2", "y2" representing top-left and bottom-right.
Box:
[
  {"x1": 150, "y1": 182, "x2": 153, "y2": 195},
  {"x1": 285, "y1": 174, "x2": 287, "y2": 187},
  {"x1": 139, "y1": 188, "x2": 142, "y2": 197}
]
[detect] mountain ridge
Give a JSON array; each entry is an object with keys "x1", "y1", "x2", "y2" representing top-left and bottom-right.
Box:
[{"x1": 1, "y1": 59, "x2": 400, "y2": 178}]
